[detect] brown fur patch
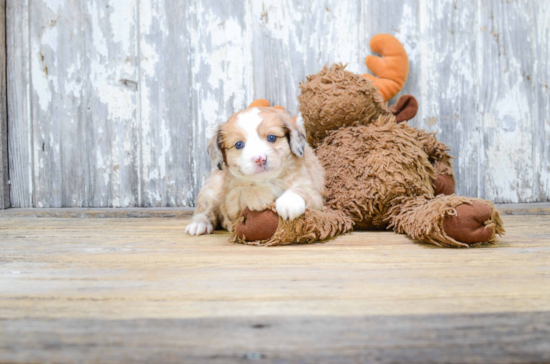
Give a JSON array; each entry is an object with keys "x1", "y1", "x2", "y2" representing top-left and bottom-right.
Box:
[
  {"x1": 316, "y1": 116, "x2": 436, "y2": 228},
  {"x1": 299, "y1": 64, "x2": 391, "y2": 148}
]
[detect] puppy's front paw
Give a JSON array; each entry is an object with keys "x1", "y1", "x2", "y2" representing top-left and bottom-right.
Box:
[
  {"x1": 276, "y1": 191, "x2": 306, "y2": 220},
  {"x1": 185, "y1": 214, "x2": 214, "y2": 235},
  {"x1": 185, "y1": 221, "x2": 214, "y2": 235}
]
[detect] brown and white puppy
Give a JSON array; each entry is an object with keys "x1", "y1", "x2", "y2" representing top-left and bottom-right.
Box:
[{"x1": 185, "y1": 107, "x2": 325, "y2": 235}]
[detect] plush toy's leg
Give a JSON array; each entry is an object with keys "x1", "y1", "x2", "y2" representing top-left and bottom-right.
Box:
[
  {"x1": 413, "y1": 128, "x2": 456, "y2": 196},
  {"x1": 433, "y1": 161, "x2": 455, "y2": 196},
  {"x1": 385, "y1": 195, "x2": 505, "y2": 248},
  {"x1": 230, "y1": 206, "x2": 354, "y2": 246}
]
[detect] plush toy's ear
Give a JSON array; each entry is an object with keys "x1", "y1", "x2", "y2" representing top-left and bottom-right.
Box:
[
  {"x1": 363, "y1": 34, "x2": 409, "y2": 102},
  {"x1": 248, "y1": 99, "x2": 271, "y2": 108},
  {"x1": 208, "y1": 127, "x2": 225, "y2": 170},
  {"x1": 389, "y1": 95, "x2": 418, "y2": 123}
]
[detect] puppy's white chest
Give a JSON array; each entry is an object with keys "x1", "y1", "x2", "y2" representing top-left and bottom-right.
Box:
[{"x1": 225, "y1": 182, "x2": 284, "y2": 220}]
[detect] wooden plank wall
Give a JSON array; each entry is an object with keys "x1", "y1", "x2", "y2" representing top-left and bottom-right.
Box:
[
  {"x1": 0, "y1": 0, "x2": 8, "y2": 209},
  {"x1": 5, "y1": 0, "x2": 550, "y2": 207}
]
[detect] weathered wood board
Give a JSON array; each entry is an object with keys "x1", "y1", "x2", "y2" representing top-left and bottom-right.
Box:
[
  {"x1": 3, "y1": 313, "x2": 550, "y2": 363},
  {"x1": 0, "y1": 214, "x2": 549, "y2": 362},
  {"x1": 0, "y1": 0, "x2": 8, "y2": 209},
  {"x1": 6, "y1": 1, "x2": 550, "y2": 207}
]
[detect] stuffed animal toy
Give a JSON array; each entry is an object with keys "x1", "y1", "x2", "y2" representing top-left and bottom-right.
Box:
[{"x1": 230, "y1": 34, "x2": 504, "y2": 248}]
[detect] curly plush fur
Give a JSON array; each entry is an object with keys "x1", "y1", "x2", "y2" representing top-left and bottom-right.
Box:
[
  {"x1": 230, "y1": 61, "x2": 504, "y2": 248},
  {"x1": 318, "y1": 115, "x2": 435, "y2": 228},
  {"x1": 230, "y1": 206, "x2": 354, "y2": 246},
  {"x1": 299, "y1": 64, "x2": 390, "y2": 148}
]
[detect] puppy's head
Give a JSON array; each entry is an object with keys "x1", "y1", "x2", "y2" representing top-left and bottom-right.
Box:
[{"x1": 209, "y1": 107, "x2": 306, "y2": 181}]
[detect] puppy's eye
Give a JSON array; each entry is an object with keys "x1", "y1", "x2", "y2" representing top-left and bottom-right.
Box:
[
  {"x1": 235, "y1": 141, "x2": 244, "y2": 149},
  {"x1": 267, "y1": 134, "x2": 277, "y2": 143}
]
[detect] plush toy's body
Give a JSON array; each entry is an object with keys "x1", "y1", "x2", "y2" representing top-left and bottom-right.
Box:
[
  {"x1": 230, "y1": 34, "x2": 504, "y2": 248},
  {"x1": 315, "y1": 100, "x2": 503, "y2": 247}
]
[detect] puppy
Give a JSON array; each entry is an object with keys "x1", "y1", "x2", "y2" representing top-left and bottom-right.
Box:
[{"x1": 185, "y1": 106, "x2": 325, "y2": 235}]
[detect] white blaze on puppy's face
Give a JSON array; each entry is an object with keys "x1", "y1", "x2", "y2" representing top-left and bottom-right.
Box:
[{"x1": 235, "y1": 108, "x2": 273, "y2": 177}]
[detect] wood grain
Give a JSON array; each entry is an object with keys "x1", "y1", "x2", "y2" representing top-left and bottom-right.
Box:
[
  {"x1": 415, "y1": 1, "x2": 480, "y2": 198},
  {"x1": 0, "y1": 207, "x2": 194, "y2": 218},
  {"x1": 534, "y1": 1, "x2": 550, "y2": 201},
  {"x1": 29, "y1": 0, "x2": 140, "y2": 208},
  {"x1": 477, "y1": 1, "x2": 538, "y2": 203},
  {"x1": 0, "y1": 214, "x2": 549, "y2": 362},
  {"x1": 139, "y1": 0, "x2": 193, "y2": 207},
  {"x1": 0, "y1": 0, "x2": 8, "y2": 209},
  {"x1": 1, "y1": 215, "x2": 549, "y2": 318},
  {"x1": 2, "y1": 313, "x2": 549, "y2": 363},
  {"x1": 6, "y1": 1, "x2": 550, "y2": 206},
  {"x1": 250, "y1": 0, "x2": 364, "y2": 116},
  {"x1": 6, "y1": 0, "x2": 32, "y2": 207}
]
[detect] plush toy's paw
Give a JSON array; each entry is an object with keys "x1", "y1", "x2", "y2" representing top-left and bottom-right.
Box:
[
  {"x1": 185, "y1": 214, "x2": 214, "y2": 236},
  {"x1": 443, "y1": 201, "x2": 494, "y2": 244},
  {"x1": 276, "y1": 191, "x2": 306, "y2": 220},
  {"x1": 434, "y1": 174, "x2": 455, "y2": 196},
  {"x1": 389, "y1": 95, "x2": 418, "y2": 123},
  {"x1": 235, "y1": 208, "x2": 279, "y2": 241}
]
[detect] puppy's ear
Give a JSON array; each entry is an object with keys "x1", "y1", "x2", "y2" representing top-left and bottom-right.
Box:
[
  {"x1": 279, "y1": 110, "x2": 306, "y2": 158},
  {"x1": 208, "y1": 127, "x2": 225, "y2": 170}
]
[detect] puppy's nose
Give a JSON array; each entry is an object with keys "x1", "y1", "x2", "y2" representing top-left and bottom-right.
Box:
[{"x1": 253, "y1": 155, "x2": 267, "y2": 167}]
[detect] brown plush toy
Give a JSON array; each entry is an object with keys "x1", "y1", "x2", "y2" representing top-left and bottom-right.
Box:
[{"x1": 230, "y1": 34, "x2": 504, "y2": 248}]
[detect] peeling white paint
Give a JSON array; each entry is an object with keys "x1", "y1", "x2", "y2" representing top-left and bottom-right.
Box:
[
  {"x1": 109, "y1": 1, "x2": 137, "y2": 47},
  {"x1": 202, "y1": 97, "x2": 220, "y2": 138},
  {"x1": 482, "y1": 87, "x2": 536, "y2": 202},
  {"x1": 191, "y1": 7, "x2": 251, "y2": 111},
  {"x1": 87, "y1": 2, "x2": 109, "y2": 59},
  {"x1": 98, "y1": 83, "x2": 135, "y2": 121},
  {"x1": 31, "y1": 24, "x2": 59, "y2": 111},
  {"x1": 8, "y1": 0, "x2": 550, "y2": 207}
]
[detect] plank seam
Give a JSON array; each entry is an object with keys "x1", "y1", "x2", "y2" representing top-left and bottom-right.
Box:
[
  {"x1": 530, "y1": 2, "x2": 542, "y2": 200},
  {"x1": 136, "y1": 0, "x2": 143, "y2": 207},
  {"x1": 476, "y1": 0, "x2": 484, "y2": 200},
  {"x1": 0, "y1": 0, "x2": 8, "y2": 208},
  {"x1": 26, "y1": 0, "x2": 33, "y2": 207}
]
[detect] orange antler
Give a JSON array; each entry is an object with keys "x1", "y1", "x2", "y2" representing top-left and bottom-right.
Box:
[
  {"x1": 362, "y1": 34, "x2": 409, "y2": 102},
  {"x1": 248, "y1": 99, "x2": 271, "y2": 108},
  {"x1": 248, "y1": 99, "x2": 287, "y2": 111}
]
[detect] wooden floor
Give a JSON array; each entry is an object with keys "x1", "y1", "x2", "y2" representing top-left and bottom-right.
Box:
[{"x1": 1, "y1": 212, "x2": 550, "y2": 363}]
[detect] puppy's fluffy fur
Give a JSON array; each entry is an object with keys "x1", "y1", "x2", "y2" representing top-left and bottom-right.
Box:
[{"x1": 186, "y1": 107, "x2": 325, "y2": 235}]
